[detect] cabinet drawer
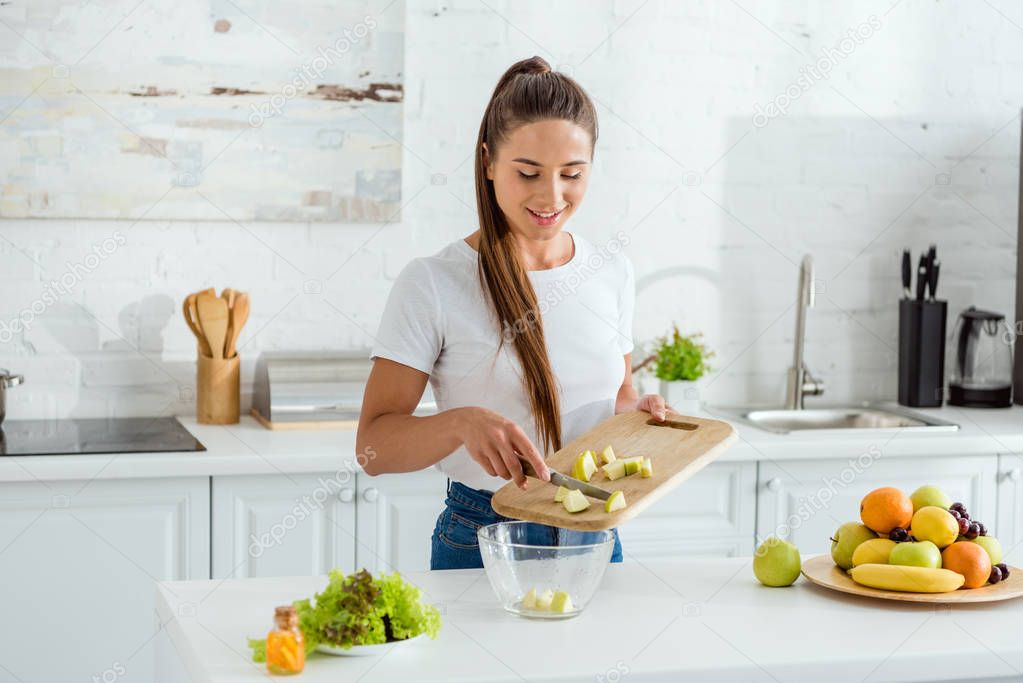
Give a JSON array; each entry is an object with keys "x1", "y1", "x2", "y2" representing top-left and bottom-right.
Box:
[{"x1": 616, "y1": 462, "x2": 756, "y2": 558}]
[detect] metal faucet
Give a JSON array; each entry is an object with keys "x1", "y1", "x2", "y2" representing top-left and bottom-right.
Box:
[{"x1": 785, "y1": 254, "x2": 825, "y2": 409}]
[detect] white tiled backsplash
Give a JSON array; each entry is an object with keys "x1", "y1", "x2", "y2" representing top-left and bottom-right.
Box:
[{"x1": 0, "y1": 0, "x2": 1018, "y2": 418}]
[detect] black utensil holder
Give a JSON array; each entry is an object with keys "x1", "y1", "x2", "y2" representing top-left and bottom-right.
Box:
[{"x1": 898, "y1": 299, "x2": 947, "y2": 407}]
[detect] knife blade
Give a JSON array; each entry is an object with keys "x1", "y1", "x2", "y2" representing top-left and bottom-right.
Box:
[
  {"x1": 915, "y1": 255, "x2": 927, "y2": 301},
  {"x1": 928, "y1": 260, "x2": 940, "y2": 301},
  {"x1": 518, "y1": 457, "x2": 613, "y2": 500},
  {"x1": 549, "y1": 470, "x2": 613, "y2": 501},
  {"x1": 901, "y1": 249, "x2": 911, "y2": 299}
]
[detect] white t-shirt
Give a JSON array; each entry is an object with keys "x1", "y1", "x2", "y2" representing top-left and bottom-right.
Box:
[{"x1": 370, "y1": 232, "x2": 635, "y2": 492}]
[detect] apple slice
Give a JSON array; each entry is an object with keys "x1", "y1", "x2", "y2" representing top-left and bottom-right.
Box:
[
  {"x1": 521, "y1": 587, "x2": 538, "y2": 609},
  {"x1": 536, "y1": 588, "x2": 554, "y2": 611},
  {"x1": 562, "y1": 488, "x2": 590, "y2": 513},
  {"x1": 550, "y1": 590, "x2": 574, "y2": 613},
  {"x1": 623, "y1": 456, "x2": 644, "y2": 476},
  {"x1": 602, "y1": 460, "x2": 627, "y2": 480},
  {"x1": 571, "y1": 451, "x2": 598, "y2": 482},
  {"x1": 604, "y1": 490, "x2": 627, "y2": 513},
  {"x1": 600, "y1": 445, "x2": 617, "y2": 465},
  {"x1": 640, "y1": 457, "x2": 653, "y2": 478},
  {"x1": 554, "y1": 485, "x2": 571, "y2": 502}
]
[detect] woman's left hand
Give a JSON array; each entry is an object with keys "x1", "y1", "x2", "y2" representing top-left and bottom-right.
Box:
[{"x1": 635, "y1": 394, "x2": 672, "y2": 421}]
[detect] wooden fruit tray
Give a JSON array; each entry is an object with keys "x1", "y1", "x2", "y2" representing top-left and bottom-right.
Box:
[{"x1": 800, "y1": 554, "x2": 1023, "y2": 604}]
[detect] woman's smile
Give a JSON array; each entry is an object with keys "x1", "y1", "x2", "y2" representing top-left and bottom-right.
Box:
[{"x1": 526, "y1": 206, "x2": 566, "y2": 226}]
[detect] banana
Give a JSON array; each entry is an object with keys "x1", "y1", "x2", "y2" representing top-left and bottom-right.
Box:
[{"x1": 849, "y1": 563, "x2": 964, "y2": 593}]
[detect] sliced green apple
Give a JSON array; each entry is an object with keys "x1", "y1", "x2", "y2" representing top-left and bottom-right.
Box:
[
  {"x1": 640, "y1": 457, "x2": 653, "y2": 478},
  {"x1": 571, "y1": 451, "x2": 598, "y2": 481},
  {"x1": 562, "y1": 488, "x2": 590, "y2": 513},
  {"x1": 521, "y1": 587, "x2": 537, "y2": 609},
  {"x1": 604, "y1": 490, "x2": 627, "y2": 513},
  {"x1": 623, "y1": 456, "x2": 644, "y2": 476},
  {"x1": 535, "y1": 588, "x2": 554, "y2": 611},
  {"x1": 549, "y1": 590, "x2": 574, "y2": 613},
  {"x1": 554, "y1": 485, "x2": 571, "y2": 502},
  {"x1": 602, "y1": 460, "x2": 627, "y2": 480},
  {"x1": 600, "y1": 445, "x2": 617, "y2": 465}
]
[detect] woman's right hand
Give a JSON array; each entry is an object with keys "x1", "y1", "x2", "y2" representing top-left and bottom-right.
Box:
[{"x1": 454, "y1": 407, "x2": 550, "y2": 489}]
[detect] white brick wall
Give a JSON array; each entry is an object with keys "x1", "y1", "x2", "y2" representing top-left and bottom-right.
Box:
[{"x1": 0, "y1": 0, "x2": 1019, "y2": 418}]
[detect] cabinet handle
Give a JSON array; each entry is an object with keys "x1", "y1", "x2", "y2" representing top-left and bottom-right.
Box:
[
  {"x1": 1007, "y1": 469, "x2": 1022, "y2": 483},
  {"x1": 363, "y1": 487, "x2": 379, "y2": 503},
  {"x1": 338, "y1": 488, "x2": 354, "y2": 503},
  {"x1": 765, "y1": 477, "x2": 782, "y2": 492}
]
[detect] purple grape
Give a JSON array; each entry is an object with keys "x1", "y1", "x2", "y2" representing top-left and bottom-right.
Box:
[
  {"x1": 976, "y1": 521, "x2": 987, "y2": 536},
  {"x1": 889, "y1": 527, "x2": 909, "y2": 542},
  {"x1": 949, "y1": 509, "x2": 962, "y2": 521},
  {"x1": 997, "y1": 563, "x2": 1009, "y2": 578},
  {"x1": 989, "y1": 566, "x2": 1003, "y2": 584},
  {"x1": 950, "y1": 502, "x2": 966, "y2": 513},
  {"x1": 957, "y1": 517, "x2": 971, "y2": 536},
  {"x1": 965, "y1": 522, "x2": 980, "y2": 540}
]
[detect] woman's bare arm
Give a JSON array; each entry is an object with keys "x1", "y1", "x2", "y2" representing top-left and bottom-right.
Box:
[{"x1": 356, "y1": 358, "x2": 549, "y2": 488}]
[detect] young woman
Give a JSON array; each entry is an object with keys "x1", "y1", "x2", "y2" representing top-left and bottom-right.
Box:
[{"x1": 357, "y1": 56, "x2": 668, "y2": 570}]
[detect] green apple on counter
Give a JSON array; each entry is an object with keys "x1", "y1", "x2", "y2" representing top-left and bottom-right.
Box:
[
  {"x1": 830, "y1": 522, "x2": 879, "y2": 569},
  {"x1": 889, "y1": 540, "x2": 942, "y2": 569},
  {"x1": 753, "y1": 536, "x2": 801, "y2": 587},
  {"x1": 909, "y1": 484, "x2": 952, "y2": 512}
]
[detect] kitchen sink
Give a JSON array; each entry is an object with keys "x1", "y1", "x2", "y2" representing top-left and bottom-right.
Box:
[{"x1": 709, "y1": 405, "x2": 960, "y2": 435}]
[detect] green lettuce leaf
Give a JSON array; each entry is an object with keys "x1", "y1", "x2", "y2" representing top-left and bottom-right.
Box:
[{"x1": 247, "y1": 568, "x2": 442, "y2": 661}]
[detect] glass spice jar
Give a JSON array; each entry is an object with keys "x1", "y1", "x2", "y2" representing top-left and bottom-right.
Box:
[{"x1": 266, "y1": 605, "x2": 305, "y2": 675}]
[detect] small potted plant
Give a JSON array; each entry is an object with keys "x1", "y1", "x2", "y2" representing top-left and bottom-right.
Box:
[{"x1": 638, "y1": 324, "x2": 715, "y2": 414}]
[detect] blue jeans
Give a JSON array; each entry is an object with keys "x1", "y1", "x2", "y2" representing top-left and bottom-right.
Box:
[{"x1": 430, "y1": 479, "x2": 623, "y2": 570}]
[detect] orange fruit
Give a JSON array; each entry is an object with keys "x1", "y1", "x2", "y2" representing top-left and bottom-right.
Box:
[
  {"x1": 941, "y1": 541, "x2": 992, "y2": 589},
  {"x1": 859, "y1": 487, "x2": 914, "y2": 534}
]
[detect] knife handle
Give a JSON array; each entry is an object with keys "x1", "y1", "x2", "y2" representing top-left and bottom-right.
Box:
[{"x1": 517, "y1": 455, "x2": 550, "y2": 481}]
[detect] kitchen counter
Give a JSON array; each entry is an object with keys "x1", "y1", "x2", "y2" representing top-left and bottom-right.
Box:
[
  {"x1": 155, "y1": 556, "x2": 1023, "y2": 683},
  {"x1": 0, "y1": 404, "x2": 1020, "y2": 483}
]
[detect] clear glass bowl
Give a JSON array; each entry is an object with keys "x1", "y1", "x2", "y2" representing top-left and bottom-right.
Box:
[{"x1": 477, "y1": 521, "x2": 615, "y2": 619}]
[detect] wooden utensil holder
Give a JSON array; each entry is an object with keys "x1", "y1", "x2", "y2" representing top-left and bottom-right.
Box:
[{"x1": 197, "y1": 353, "x2": 240, "y2": 424}]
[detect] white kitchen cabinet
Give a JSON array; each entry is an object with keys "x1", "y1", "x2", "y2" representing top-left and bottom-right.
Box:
[
  {"x1": 996, "y1": 454, "x2": 1023, "y2": 566},
  {"x1": 756, "y1": 455, "x2": 1000, "y2": 555},
  {"x1": 0, "y1": 476, "x2": 208, "y2": 683},
  {"x1": 356, "y1": 469, "x2": 449, "y2": 574},
  {"x1": 211, "y1": 473, "x2": 356, "y2": 579},
  {"x1": 616, "y1": 462, "x2": 757, "y2": 560}
]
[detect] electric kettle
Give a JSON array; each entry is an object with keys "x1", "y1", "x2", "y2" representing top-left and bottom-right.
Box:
[{"x1": 948, "y1": 307, "x2": 1013, "y2": 408}]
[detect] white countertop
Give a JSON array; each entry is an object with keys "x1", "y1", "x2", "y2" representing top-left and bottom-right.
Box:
[
  {"x1": 1, "y1": 404, "x2": 1020, "y2": 484},
  {"x1": 155, "y1": 557, "x2": 1023, "y2": 683}
]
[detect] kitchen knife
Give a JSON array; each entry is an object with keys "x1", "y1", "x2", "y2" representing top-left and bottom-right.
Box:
[
  {"x1": 901, "y1": 249, "x2": 912, "y2": 299},
  {"x1": 915, "y1": 255, "x2": 927, "y2": 301},
  {"x1": 928, "y1": 260, "x2": 940, "y2": 301},
  {"x1": 518, "y1": 457, "x2": 613, "y2": 500}
]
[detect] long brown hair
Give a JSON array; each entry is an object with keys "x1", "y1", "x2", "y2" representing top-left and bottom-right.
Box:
[{"x1": 473, "y1": 56, "x2": 598, "y2": 456}]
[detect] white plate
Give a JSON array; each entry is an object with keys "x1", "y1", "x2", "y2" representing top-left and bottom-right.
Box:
[{"x1": 315, "y1": 632, "x2": 426, "y2": 657}]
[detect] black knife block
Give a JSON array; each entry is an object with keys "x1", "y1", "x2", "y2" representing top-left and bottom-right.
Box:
[{"x1": 898, "y1": 299, "x2": 948, "y2": 407}]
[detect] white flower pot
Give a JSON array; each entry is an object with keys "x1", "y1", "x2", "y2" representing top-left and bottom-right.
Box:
[{"x1": 659, "y1": 378, "x2": 705, "y2": 415}]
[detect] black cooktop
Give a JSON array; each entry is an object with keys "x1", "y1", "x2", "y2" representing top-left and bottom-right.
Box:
[{"x1": 0, "y1": 417, "x2": 206, "y2": 456}]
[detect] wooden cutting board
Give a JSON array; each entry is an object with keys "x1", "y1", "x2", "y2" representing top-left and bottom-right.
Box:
[
  {"x1": 491, "y1": 411, "x2": 738, "y2": 531},
  {"x1": 801, "y1": 554, "x2": 1023, "y2": 604}
]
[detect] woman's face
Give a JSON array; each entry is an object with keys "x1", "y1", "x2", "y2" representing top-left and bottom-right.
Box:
[{"x1": 484, "y1": 119, "x2": 592, "y2": 241}]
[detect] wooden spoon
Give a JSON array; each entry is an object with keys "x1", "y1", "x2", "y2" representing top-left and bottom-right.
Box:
[
  {"x1": 184, "y1": 292, "x2": 214, "y2": 358},
  {"x1": 225, "y1": 292, "x2": 249, "y2": 359},
  {"x1": 196, "y1": 290, "x2": 229, "y2": 360}
]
